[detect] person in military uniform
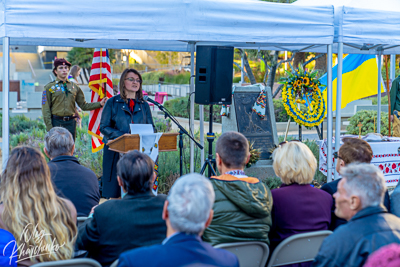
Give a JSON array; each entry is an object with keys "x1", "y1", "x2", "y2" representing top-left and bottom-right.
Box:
[{"x1": 42, "y1": 58, "x2": 108, "y2": 140}]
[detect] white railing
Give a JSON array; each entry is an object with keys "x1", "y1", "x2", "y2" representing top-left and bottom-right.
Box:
[{"x1": 142, "y1": 84, "x2": 190, "y2": 98}]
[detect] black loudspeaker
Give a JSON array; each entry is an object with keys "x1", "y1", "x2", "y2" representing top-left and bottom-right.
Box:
[{"x1": 195, "y1": 46, "x2": 234, "y2": 105}]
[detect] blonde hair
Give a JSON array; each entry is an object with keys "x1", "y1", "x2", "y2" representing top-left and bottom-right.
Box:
[
  {"x1": 0, "y1": 146, "x2": 77, "y2": 263},
  {"x1": 272, "y1": 142, "x2": 316, "y2": 185}
]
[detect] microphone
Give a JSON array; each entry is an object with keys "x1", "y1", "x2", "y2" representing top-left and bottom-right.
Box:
[{"x1": 143, "y1": 95, "x2": 162, "y2": 107}]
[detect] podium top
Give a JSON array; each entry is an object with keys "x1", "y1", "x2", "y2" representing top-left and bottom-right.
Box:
[{"x1": 107, "y1": 133, "x2": 178, "y2": 154}]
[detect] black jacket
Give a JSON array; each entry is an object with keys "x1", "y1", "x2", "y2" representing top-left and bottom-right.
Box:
[
  {"x1": 100, "y1": 95, "x2": 155, "y2": 144},
  {"x1": 76, "y1": 192, "x2": 167, "y2": 267},
  {"x1": 312, "y1": 205, "x2": 400, "y2": 267},
  {"x1": 48, "y1": 155, "x2": 100, "y2": 217},
  {"x1": 320, "y1": 178, "x2": 391, "y2": 230}
]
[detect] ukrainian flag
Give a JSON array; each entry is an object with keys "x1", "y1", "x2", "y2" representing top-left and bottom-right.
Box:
[{"x1": 319, "y1": 54, "x2": 384, "y2": 112}]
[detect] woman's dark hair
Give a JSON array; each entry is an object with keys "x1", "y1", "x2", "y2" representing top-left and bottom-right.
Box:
[
  {"x1": 117, "y1": 150, "x2": 154, "y2": 194},
  {"x1": 119, "y1": 68, "x2": 143, "y2": 103}
]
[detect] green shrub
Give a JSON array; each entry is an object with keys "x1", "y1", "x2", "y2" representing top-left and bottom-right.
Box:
[
  {"x1": 368, "y1": 95, "x2": 389, "y2": 105},
  {"x1": 347, "y1": 110, "x2": 390, "y2": 136},
  {"x1": 233, "y1": 77, "x2": 241, "y2": 83},
  {"x1": 163, "y1": 97, "x2": 222, "y2": 123},
  {"x1": 273, "y1": 99, "x2": 290, "y2": 123},
  {"x1": 153, "y1": 117, "x2": 172, "y2": 133},
  {"x1": 0, "y1": 114, "x2": 46, "y2": 137},
  {"x1": 142, "y1": 71, "x2": 191, "y2": 85}
]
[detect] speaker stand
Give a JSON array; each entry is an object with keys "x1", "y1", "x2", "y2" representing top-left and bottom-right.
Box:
[{"x1": 200, "y1": 104, "x2": 217, "y2": 177}]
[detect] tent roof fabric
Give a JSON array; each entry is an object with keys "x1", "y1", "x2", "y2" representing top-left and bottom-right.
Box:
[
  {"x1": 0, "y1": 0, "x2": 334, "y2": 51},
  {"x1": 294, "y1": 0, "x2": 400, "y2": 54}
]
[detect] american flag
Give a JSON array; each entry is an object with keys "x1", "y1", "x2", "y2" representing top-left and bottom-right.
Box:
[{"x1": 88, "y1": 48, "x2": 113, "y2": 153}]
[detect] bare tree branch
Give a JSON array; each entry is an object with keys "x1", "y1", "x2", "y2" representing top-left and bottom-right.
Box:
[
  {"x1": 302, "y1": 53, "x2": 325, "y2": 67},
  {"x1": 238, "y1": 49, "x2": 257, "y2": 84},
  {"x1": 233, "y1": 62, "x2": 249, "y2": 79},
  {"x1": 273, "y1": 84, "x2": 284, "y2": 98},
  {"x1": 277, "y1": 52, "x2": 296, "y2": 67}
]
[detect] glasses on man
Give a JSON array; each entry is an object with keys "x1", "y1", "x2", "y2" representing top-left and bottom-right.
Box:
[
  {"x1": 125, "y1": 78, "x2": 141, "y2": 83},
  {"x1": 333, "y1": 151, "x2": 342, "y2": 160}
]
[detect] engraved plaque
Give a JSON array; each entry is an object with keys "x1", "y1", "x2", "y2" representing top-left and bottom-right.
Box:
[{"x1": 233, "y1": 86, "x2": 278, "y2": 159}]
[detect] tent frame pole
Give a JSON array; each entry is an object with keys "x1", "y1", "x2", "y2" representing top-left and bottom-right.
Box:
[
  {"x1": 334, "y1": 42, "x2": 343, "y2": 180},
  {"x1": 327, "y1": 44, "x2": 333, "y2": 182},
  {"x1": 190, "y1": 42, "x2": 195, "y2": 173},
  {"x1": 2, "y1": 37, "x2": 10, "y2": 169},
  {"x1": 377, "y1": 50, "x2": 382, "y2": 133},
  {"x1": 390, "y1": 55, "x2": 396, "y2": 81}
]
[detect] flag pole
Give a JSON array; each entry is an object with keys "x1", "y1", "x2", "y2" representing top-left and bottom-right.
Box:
[
  {"x1": 385, "y1": 55, "x2": 391, "y2": 136},
  {"x1": 100, "y1": 49, "x2": 104, "y2": 99}
]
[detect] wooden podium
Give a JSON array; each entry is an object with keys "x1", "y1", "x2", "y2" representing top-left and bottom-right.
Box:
[{"x1": 107, "y1": 133, "x2": 178, "y2": 153}]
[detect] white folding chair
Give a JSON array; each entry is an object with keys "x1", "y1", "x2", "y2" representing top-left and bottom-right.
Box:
[
  {"x1": 267, "y1": 230, "x2": 332, "y2": 267},
  {"x1": 215, "y1": 241, "x2": 269, "y2": 267}
]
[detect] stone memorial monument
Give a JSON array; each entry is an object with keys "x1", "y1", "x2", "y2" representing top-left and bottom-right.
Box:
[
  {"x1": 222, "y1": 84, "x2": 278, "y2": 179},
  {"x1": 222, "y1": 84, "x2": 278, "y2": 159}
]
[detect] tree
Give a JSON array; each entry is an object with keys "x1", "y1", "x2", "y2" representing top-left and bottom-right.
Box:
[{"x1": 67, "y1": 48, "x2": 116, "y2": 82}]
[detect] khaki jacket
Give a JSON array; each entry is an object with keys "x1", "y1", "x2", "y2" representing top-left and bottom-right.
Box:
[{"x1": 41, "y1": 79, "x2": 101, "y2": 131}]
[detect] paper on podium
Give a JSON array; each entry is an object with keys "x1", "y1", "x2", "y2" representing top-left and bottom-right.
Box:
[{"x1": 130, "y1": 124, "x2": 154, "y2": 134}]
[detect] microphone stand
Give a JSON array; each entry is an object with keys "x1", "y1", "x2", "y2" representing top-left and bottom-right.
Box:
[{"x1": 153, "y1": 102, "x2": 203, "y2": 176}]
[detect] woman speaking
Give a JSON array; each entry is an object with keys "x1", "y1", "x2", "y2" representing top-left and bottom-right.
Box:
[{"x1": 100, "y1": 68, "x2": 155, "y2": 198}]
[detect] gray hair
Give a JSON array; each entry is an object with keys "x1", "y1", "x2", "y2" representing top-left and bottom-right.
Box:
[
  {"x1": 341, "y1": 163, "x2": 386, "y2": 208},
  {"x1": 44, "y1": 127, "x2": 74, "y2": 158},
  {"x1": 167, "y1": 173, "x2": 215, "y2": 235}
]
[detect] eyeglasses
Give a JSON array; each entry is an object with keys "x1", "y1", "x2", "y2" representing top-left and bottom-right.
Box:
[
  {"x1": 333, "y1": 151, "x2": 343, "y2": 160},
  {"x1": 125, "y1": 78, "x2": 141, "y2": 83}
]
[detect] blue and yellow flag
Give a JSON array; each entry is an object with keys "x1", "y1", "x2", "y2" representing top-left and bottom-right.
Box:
[{"x1": 319, "y1": 54, "x2": 384, "y2": 112}]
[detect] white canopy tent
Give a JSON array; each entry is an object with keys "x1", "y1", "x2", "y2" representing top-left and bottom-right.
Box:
[
  {"x1": 294, "y1": 0, "x2": 400, "y2": 182},
  {"x1": 0, "y1": 0, "x2": 336, "y2": 171}
]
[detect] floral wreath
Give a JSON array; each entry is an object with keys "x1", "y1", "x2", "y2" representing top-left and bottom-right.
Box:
[{"x1": 279, "y1": 64, "x2": 326, "y2": 127}]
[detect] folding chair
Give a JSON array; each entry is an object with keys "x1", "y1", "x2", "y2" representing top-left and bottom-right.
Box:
[
  {"x1": 143, "y1": 91, "x2": 154, "y2": 109},
  {"x1": 31, "y1": 258, "x2": 101, "y2": 267},
  {"x1": 215, "y1": 242, "x2": 269, "y2": 267},
  {"x1": 267, "y1": 230, "x2": 332, "y2": 267},
  {"x1": 110, "y1": 259, "x2": 119, "y2": 267}
]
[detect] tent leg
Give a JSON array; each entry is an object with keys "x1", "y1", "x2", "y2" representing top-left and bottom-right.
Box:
[
  {"x1": 327, "y1": 44, "x2": 333, "y2": 183},
  {"x1": 334, "y1": 42, "x2": 343, "y2": 180},
  {"x1": 200, "y1": 105, "x2": 204, "y2": 168},
  {"x1": 2, "y1": 37, "x2": 10, "y2": 169},
  {"x1": 377, "y1": 50, "x2": 382, "y2": 134},
  {"x1": 390, "y1": 55, "x2": 396, "y2": 81},
  {"x1": 190, "y1": 43, "x2": 195, "y2": 173}
]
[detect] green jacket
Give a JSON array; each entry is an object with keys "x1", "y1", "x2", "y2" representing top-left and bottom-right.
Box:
[
  {"x1": 42, "y1": 79, "x2": 101, "y2": 131},
  {"x1": 202, "y1": 174, "x2": 273, "y2": 246},
  {"x1": 390, "y1": 75, "x2": 400, "y2": 114}
]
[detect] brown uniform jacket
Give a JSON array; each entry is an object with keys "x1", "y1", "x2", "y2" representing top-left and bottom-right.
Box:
[{"x1": 41, "y1": 79, "x2": 101, "y2": 131}]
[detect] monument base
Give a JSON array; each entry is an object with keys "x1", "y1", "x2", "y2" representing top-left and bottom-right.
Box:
[{"x1": 244, "y1": 160, "x2": 277, "y2": 181}]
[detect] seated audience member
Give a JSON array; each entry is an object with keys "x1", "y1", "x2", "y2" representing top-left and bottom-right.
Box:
[
  {"x1": 320, "y1": 138, "x2": 390, "y2": 230},
  {"x1": 363, "y1": 243, "x2": 400, "y2": 267},
  {"x1": 117, "y1": 173, "x2": 239, "y2": 267},
  {"x1": 76, "y1": 150, "x2": 167, "y2": 267},
  {"x1": 313, "y1": 163, "x2": 400, "y2": 267},
  {"x1": 45, "y1": 127, "x2": 100, "y2": 217},
  {"x1": 0, "y1": 146, "x2": 77, "y2": 266},
  {"x1": 0, "y1": 229, "x2": 18, "y2": 267},
  {"x1": 391, "y1": 181, "x2": 400, "y2": 217},
  {"x1": 202, "y1": 131, "x2": 272, "y2": 246},
  {"x1": 270, "y1": 141, "x2": 332, "y2": 256}
]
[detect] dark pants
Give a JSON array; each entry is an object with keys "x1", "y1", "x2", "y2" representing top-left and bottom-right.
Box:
[
  {"x1": 51, "y1": 118, "x2": 77, "y2": 140},
  {"x1": 102, "y1": 144, "x2": 120, "y2": 198}
]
